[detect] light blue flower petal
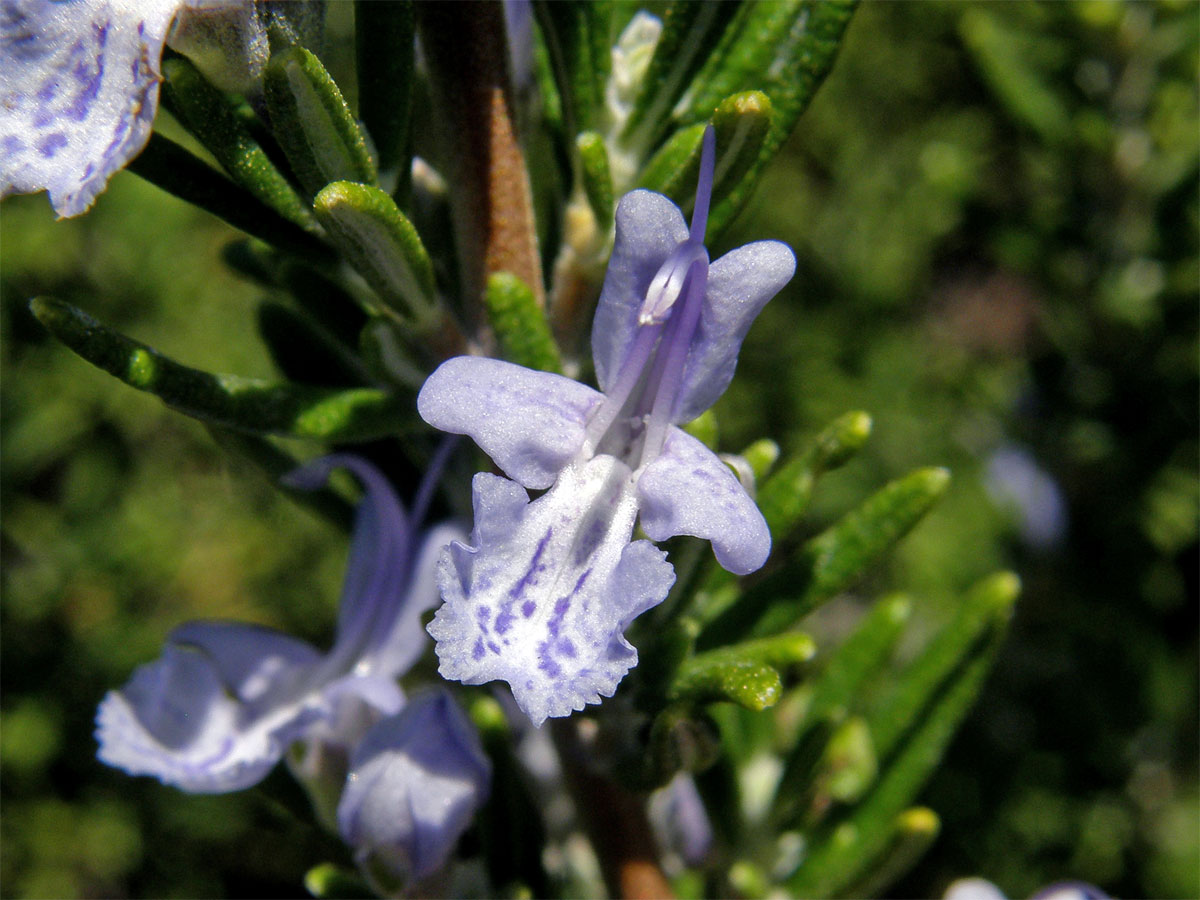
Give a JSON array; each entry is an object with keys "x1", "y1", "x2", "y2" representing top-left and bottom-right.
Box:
[
  {"x1": 428, "y1": 463, "x2": 675, "y2": 725},
  {"x1": 674, "y1": 239, "x2": 796, "y2": 424},
  {"x1": 338, "y1": 690, "x2": 491, "y2": 887},
  {"x1": 364, "y1": 520, "x2": 466, "y2": 674},
  {"x1": 95, "y1": 621, "x2": 323, "y2": 792},
  {"x1": 0, "y1": 0, "x2": 274, "y2": 217},
  {"x1": 638, "y1": 426, "x2": 771, "y2": 574},
  {"x1": 418, "y1": 356, "x2": 604, "y2": 490},
  {"x1": 591, "y1": 190, "x2": 689, "y2": 394},
  {"x1": 284, "y1": 454, "x2": 428, "y2": 677},
  {"x1": 1, "y1": 0, "x2": 184, "y2": 216}
]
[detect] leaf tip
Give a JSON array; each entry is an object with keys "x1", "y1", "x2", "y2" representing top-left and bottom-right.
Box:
[{"x1": 896, "y1": 806, "x2": 940, "y2": 838}]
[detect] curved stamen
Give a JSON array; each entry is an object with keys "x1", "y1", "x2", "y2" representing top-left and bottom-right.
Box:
[
  {"x1": 639, "y1": 255, "x2": 708, "y2": 467},
  {"x1": 584, "y1": 124, "x2": 719, "y2": 465},
  {"x1": 640, "y1": 241, "x2": 708, "y2": 325},
  {"x1": 689, "y1": 125, "x2": 716, "y2": 244}
]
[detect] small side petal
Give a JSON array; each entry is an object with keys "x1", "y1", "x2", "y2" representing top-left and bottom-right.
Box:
[
  {"x1": 418, "y1": 357, "x2": 603, "y2": 490},
  {"x1": 0, "y1": 0, "x2": 186, "y2": 215},
  {"x1": 284, "y1": 454, "x2": 423, "y2": 677},
  {"x1": 95, "y1": 622, "x2": 322, "y2": 793},
  {"x1": 428, "y1": 460, "x2": 675, "y2": 725},
  {"x1": 338, "y1": 691, "x2": 491, "y2": 887},
  {"x1": 365, "y1": 521, "x2": 466, "y2": 675},
  {"x1": 638, "y1": 427, "x2": 771, "y2": 575},
  {"x1": 592, "y1": 190, "x2": 689, "y2": 393},
  {"x1": 674, "y1": 240, "x2": 796, "y2": 423}
]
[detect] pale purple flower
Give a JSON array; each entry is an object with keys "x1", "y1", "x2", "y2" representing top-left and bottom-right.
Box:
[
  {"x1": 418, "y1": 127, "x2": 796, "y2": 724},
  {"x1": 0, "y1": 0, "x2": 281, "y2": 217},
  {"x1": 985, "y1": 444, "x2": 1067, "y2": 549},
  {"x1": 944, "y1": 878, "x2": 1109, "y2": 900},
  {"x1": 338, "y1": 689, "x2": 491, "y2": 890},
  {"x1": 96, "y1": 455, "x2": 488, "y2": 885},
  {"x1": 649, "y1": 773, "x2": 714, "y2": 867}
]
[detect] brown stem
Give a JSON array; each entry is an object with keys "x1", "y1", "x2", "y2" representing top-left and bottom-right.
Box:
[
  {"x1": 551, "y1": 719, "x2": 674, "y2": 900},
  {"x1": 416, "y1": 1, "x2": 545, "y2": 330}
]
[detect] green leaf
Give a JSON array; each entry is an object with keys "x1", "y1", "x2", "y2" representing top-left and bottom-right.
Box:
[
  {"x1": 206, "y1": 427, "x2": 355, "y2": 533},
  {"x1": 705, "y1": 90, "x2": 777, "y2": 235},
  {"x1": 682, "y1": 1, "x2": 856, "y2": 153},
  {"x1": 670, "y1": 633, "x2": 816, "y2": 710},
  {"x1": 313, "y1": 181, "x2": 437, "y2": 322},
  {"x1": 769, "y1": 594, "x2": 909, "y2": 826},
  {"x1": 265, "y1": 47, "x2": 378, "y2": 196},
  {"x1": 31, "y1": 298, "x2": 413, "y2": 441},
  {"x1": 354, "y1": 1, "x2": 414, "y2": 178},
  {"x1": 740, "y1": 437, "x2": 780, "y2": 483},
  {"x1": 275, "y1": 262, "x2": 371, "y2": 350},
  {"x1": 485, "y1": 273, "x2": 563, "y2": 373},
  {"x1": 768, "y1": 717, "x2": 836, "y2": 829},
  {"x1": 837, "y1": 807, "x2": 941, "y2": 900},
  {"x1": 730, "y1": 467, "x2": 951, "y2": 642},
  {"x1": 685, "y1": 412, "x2": 870, "y2": 630},
  {"x1": 128, "y1": 134, "x2": 332, "y2": 261},
  {"x1": 959, "y1": 8, "x2": 1071, "y2": 144},
  {"x1": 801, "y1": 593, "x2": 911, "y2": 730},
  {"x1": 679, "y1": 1, "x2": 857, "y2": 234},
  {"x1": 358, "y1": 318, "x2": 428, "y2": 389},
  {"x1": 868, "y1": 572, "x2": 1019, "y2": 761},
  {"x1": 637, "y1": 122, "x2": 705, "y2": 201},
  {"x1": 532, "y1": 1, "x2": 613, "y2": 135},
  {"x1": 256, "y1": 301, "x2": 367, "y2": 387},
  {"x1": 469, "y1": 696, "x2": 552, "y2": 897},
  {"x1": 636, "y1": 704, "x2": 722, "y2": 789},
  {"x1": 575, "y1": 131, "x2": 615, "y2": 230},
  {"x1": 820, "y1": 716, "x2": 877, "y2": 804},
  {"x1": 758, "y1": 410, "x2": 872, "y2": 543},
  {"x1": 638, "y1": 91, "x2": 775, "y2": 235},
  {"x1": 620, "y1": 1, "x2": 743, "y2": 156},
  {"x1": 303, "y1": 863, "x2": 372, "y2": 899},
  {"x1": 160, "y1": 57, "x2": 316, "y2": 231},
  {"x1": 789, "y1": 575, "x2": 1016, "y2": 898}
]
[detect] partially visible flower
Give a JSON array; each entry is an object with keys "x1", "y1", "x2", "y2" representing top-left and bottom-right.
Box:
[
  {"x1": 0, "y1": 0, "x2": 316, "y2": 217},
  {"x1": 985, "y1": 444, "x2": 1067, "y2": 549},
  {"x1": 944, "y1": 878, "x2": 1110, "y2": 900},
  {"x1": 418, "y1": 126, "x2": 796, "y2": 724},
  {"x1": 338, "y1": 689, "x2": 491, "y2": 892},
  {"x1": 649, "y1": 772, "x2": 713, "y2": 868},
  {"x1": 96, "y1": 454, "x2": 487, "y2": 885}
]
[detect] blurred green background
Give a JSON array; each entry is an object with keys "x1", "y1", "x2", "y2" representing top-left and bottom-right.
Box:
[{"x1": 2, "y1": 1, "x2": 1196, "y2": 897}]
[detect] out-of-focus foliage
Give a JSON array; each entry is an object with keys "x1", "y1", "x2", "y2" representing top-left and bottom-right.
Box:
[{"x1": 1, "y1": 1, "x2": 1195, "y2": 898}]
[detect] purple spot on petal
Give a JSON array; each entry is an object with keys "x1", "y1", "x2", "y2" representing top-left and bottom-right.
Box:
[
  {"x1": 547, "y1": 596, "x2": 570, "y2": 638},
  {"x1": 508, "y1": 528, "x2": 552, "y2": 598},
  {"x1": 473, "y1": 638, "x2": 486, "y2": 661},
  {"x1": 559, "y1": 638, "x2": 576, "y2": 658},
  {"x1": 572, "y1": 568, "x2": 592, "y2": 594},
  {"x1": 3, "y1": 135, "x2": 24, "y2": 155},
  {"x1": 38, "y1": 133, "x2": 67, "y2": 158},
  {"x1": 495, "y1": 607, "x2": 514, "y2": 635},
  {"x1": 522, "y1": 600, "x2": 536, "y2": 618},
  {"x1": 65, "y1": 22, "x2": 108, "y2": 122},
  {"x1": 488, "y1": 641, "x2": 501, "y2": 655}
]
